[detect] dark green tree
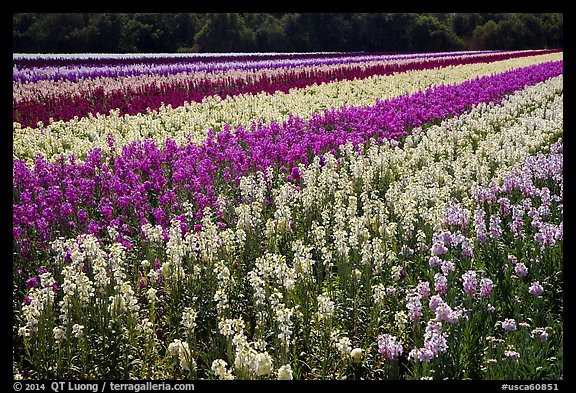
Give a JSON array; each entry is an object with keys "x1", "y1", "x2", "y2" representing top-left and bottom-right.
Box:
[{"x1": 193, "y1": 13, "x2": 256, "y2": 52}]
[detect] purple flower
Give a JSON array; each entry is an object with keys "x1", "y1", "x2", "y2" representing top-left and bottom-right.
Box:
[{"x1": 26, "y1": 277, "x2": 39, "y2": 289}]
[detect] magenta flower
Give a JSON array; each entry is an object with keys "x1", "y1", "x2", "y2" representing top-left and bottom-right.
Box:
[{"x1": 25, "y1": 277, "x2": 38, "y2": 290}]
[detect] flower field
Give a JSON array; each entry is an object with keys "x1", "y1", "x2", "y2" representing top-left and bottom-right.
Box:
[{"x1": 13, "y1": 49, "x2": 563, "y2": 380}]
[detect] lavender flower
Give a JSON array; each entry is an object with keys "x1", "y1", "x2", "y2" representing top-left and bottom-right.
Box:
[
  {"x1": 504, "y1": 350, "x2": 520, "y2": 362},
  {"x1": 474, "y1": 208, "x2": 487, "y2": 243},
  {"x1": 406, "y1": 292, "x2": 423, "y2": 321},
  {"x1": 479, "y1": 278, "x2": 494, "y2": 298},
  {"x1": 434, "y1": 273, "x2": 448, "y2": 295},
  {"x1": 528, "y1": 282, "x2": 544, "y2": 297},
  {"x1": 502, "y1": 319, "x2": 517, "y2": 331},
  {"x1": 462, "y1": 270, "x2": 477, "y2": 297},
  {"x1": 514, "y1": 263, "x2": 528, "y2": 278},
  {"x1": 431, "y1": 241, "x2": 448, "y2": 256},
  {"x1": 377, "y1": 333, "x2": 403, "y2": 361}
]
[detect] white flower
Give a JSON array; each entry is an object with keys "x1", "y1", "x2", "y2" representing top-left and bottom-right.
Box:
[
  {"x1": 254, "y1": 352, "x2": 274, "y2": 376},
  {"x1": 277, "y1": 364, "x2": 293, "y2": 380},
  {"x1": 72, "y1": 324, "x2": 84, "y2": 338},
  {"x1": 350, "y1": 348, "x2": 363, "y2": 363},
  {"x1": 53, "y1": 326, "x2": 66, "y2": 342},
  {"x1": 212, "y1": 359, "x2": 235, "y2": 380},
  {"x1": 147, "y1": 287, "x2": 158, "y2": 304},
  {"x1": 181, "y1": 307, "x2": 198, "y2": 332},
  {"x1": 335, "y1": 336, "x2": 352, "y2": 359},
  {"x1": 168, "y1": 339, "x2": 195, "y2": 371},
  {"x1": 317, "y1": 293, "x2": 335, "y2": 319}
]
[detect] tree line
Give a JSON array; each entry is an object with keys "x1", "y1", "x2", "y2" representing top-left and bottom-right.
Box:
[{"x1": 13, "y1": 13, "x2": 563, "y2": 53}]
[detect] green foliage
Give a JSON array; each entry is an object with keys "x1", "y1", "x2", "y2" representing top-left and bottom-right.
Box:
[{"x1": 12, "y1": 13, "x2": 563, "y2": 53}]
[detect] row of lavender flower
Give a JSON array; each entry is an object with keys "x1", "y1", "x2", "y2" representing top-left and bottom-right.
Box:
[
  {"x1": 13, "y1": 49, "x2": 559, "y2": 128},
  {"x1": 14, "y1": 69, "x2": 563, "y2": 379},
  {"x1": 13, "y1": 49, "x2": 548, "y2": 82}
]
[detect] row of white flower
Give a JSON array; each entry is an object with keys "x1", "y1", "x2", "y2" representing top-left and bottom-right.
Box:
[{"x1": 13, "y1": 52, "x2": 562, "y2": 164}]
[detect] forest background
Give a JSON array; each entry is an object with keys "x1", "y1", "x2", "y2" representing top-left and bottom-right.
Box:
[{"x1": 12, "y1": 13, "x2": 563, "y2": 53}]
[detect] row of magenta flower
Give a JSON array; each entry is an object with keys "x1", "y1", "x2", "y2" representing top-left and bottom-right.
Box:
[
  {"x1": 12, "y1": 50, "x2": 559, "y2": 128},
  {"x1": 13, "y1": 60, "x2": 563, "y2": 269}
]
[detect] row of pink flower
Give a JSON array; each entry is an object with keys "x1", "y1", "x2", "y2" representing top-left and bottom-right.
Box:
[
  {"x1": 13, "y1": 49, "x2": 559, "y2": 129},
  {"x1": 13, "y1": 60, "x2": 562, "y2": 265}
]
